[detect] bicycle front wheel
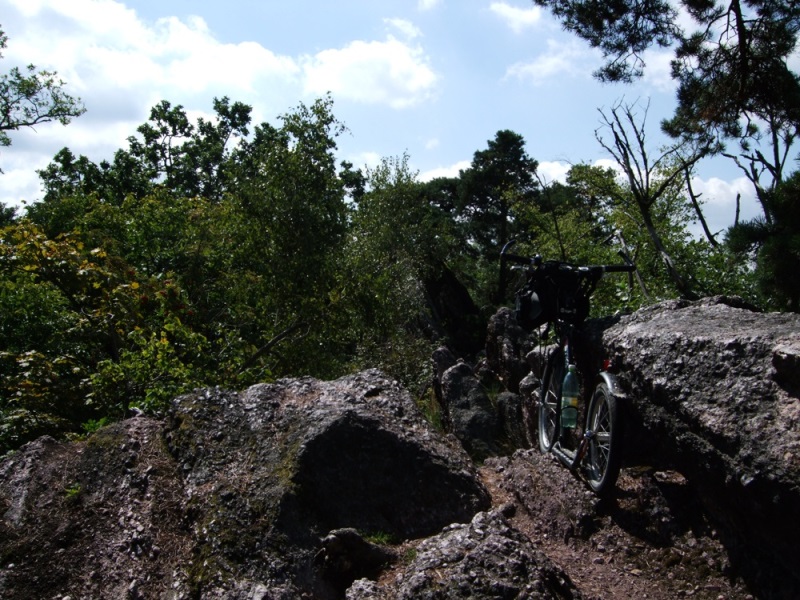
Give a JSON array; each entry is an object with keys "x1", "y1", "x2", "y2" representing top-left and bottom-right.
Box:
[
  {"x1": 584, "y1": 382, "x2": 623, "y2": 495},
  {"x1": 538, "y1": 348, "x2": 563, "y2": 453}
]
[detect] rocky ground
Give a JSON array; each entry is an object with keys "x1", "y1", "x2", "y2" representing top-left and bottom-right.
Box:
[
  {"x1": 360, "y1": 448, "x2": 759, "y2": 599},
  {"x1": 2, "y1": 341, "x2": 790, "y2": 599},
  {"x1": 478, "y1": 451, "x2": 756, "y2": 600},
  {"x1": 2, "y1": 431, "x2": 760, "y2": 599}
]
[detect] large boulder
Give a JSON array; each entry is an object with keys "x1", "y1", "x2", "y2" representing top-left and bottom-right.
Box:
[
  {"x1": 434, "y1": 355, "x2": 529, "y2": 460},
  {"x1": 484, "y1": 307, "x2": 536, "y2": 394},
  {"x1": 431, "y1": 308, "x2": 538, "y2": 460},
  {"x1": 0, "y1": 419, "x2": 191, "y2": 599},
  {"x1": 602, "y1": 297, "x2": 800, "y2": 596},
  {"x1": 167, "y1": 369, "x2": 491, "y2": 596},
  {"x1": 0, "y1": 370, "x2": 491, "y2": 599},
  {"x1": 437, "y1": 361, "x2": 502, "y2": 460},
  {"x1": 347, "y1": 509, "x2": 582, "y2": 599}
]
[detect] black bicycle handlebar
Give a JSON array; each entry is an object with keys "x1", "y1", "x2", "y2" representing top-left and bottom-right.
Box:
[
  {"x1": 602, "y1": 263, "x2": 636, "y2": 273},
  {"x1": 500, "y1": 240, "x2": 636, "y2": 274},
  {"x1": 500, "y1": 240, "x2": 536, "y2": 266}
]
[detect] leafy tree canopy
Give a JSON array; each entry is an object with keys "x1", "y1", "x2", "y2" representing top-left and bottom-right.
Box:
[
  {"x1": 0, "y1": 25, "x2": 85, "y2": 170},
  {"x1": 532, "y1": 1, "x2": 800, "y2": 192}
]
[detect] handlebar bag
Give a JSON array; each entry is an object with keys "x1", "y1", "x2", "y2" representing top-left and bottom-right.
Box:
[
  {"x1": 515, "y1": 269, "x2": 591, "y2": 329},
  {"x1": 515, "y1": 287, "x2": 546, "y2": 329}
]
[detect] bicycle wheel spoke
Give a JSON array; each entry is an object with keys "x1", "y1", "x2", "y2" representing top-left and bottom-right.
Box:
[
  {"x1": 538, "y1": 349, "x2": 563, "y2": 453},
  {"x1": 595, "y1": 431, "x2": 611, "y2": 443},
  {"x1": 583, "y1": 383, "x2": 623, "y2": 495}
]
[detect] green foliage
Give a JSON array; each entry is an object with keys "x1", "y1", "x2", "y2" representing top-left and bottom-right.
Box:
[
  {"x1": 457, "y1": 130, "x2": 540, "y2": 254},
  {"x1": 63, "y1": 482, "x2": 82, "y2": 505},
  {"x1": 1, "y1": 79, "x2": 787, "y2": 456},
  {"x1": 531, "y1": 0, "x2": 680, "y2": 83},
  {"x1": 509, "y1": 161, "x2": 758, "y2": 315},
  {"x1": 0, "y1": 202, "x2": 15, "y2": 226},
  {"x1": 727, "y1": 173, "x2": 800, "y2": 311},
  {"x1": 533, "y1": 1, "x2": 800, "y2": 232},
  {"x1": 338, "y1": 154, "x2": 444, "y2": 391},
  {"x1": 35, "y1": 97, "x2": 251, "y2": 208},
  {"x1": 0, "y1": 25, "x2": 85, "y2": 168},
  {"x1": 81, "y1": 417, "x2": 109, "y2": 435},
  {"x1": 362, "y1": 530, "x2": 398, "y2": 545},
  {"x1": 0, "y1": 220, "x2": 217, "y2": 451}
]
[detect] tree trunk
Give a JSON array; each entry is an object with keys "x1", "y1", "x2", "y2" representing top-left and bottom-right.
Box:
[{"x1": 638, "y1": 202, "x2": 695, "y2": 299}]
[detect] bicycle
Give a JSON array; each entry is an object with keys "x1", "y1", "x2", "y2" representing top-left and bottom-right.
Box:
[{"x1": 500, "y1": 240, "x2": 636, "y2": 495}]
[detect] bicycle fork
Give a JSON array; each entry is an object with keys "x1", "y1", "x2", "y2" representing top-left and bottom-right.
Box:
[
  {"x1": 551, "y1": 430, "x2": 594, "y2": 471},
  {"x1": 550, "y1": 367, "x2": 624, "y2": 473},
  {"x1": 550, "y1": 339, "x2": 593, "y2": 471}
]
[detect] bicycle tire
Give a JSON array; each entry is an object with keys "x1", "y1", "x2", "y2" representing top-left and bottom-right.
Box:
[
  {"x1": 584, "y1": 382, "x2": 623, "y2": 495},
  {"x1": 538, "y1": 347, "x2": 563, "y2": 453}
]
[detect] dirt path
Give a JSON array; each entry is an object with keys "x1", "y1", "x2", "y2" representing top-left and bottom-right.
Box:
[{"x1": 480, "y1": 450, "x2": 755, "y2": 600}]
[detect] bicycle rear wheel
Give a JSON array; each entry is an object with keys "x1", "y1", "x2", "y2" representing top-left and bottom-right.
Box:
[
  {"x1": 538, "y1": 348, "x2": 563, "y2": 453},
  {"x1": 584, "y1": 382, "x2": 623, "y2": 495}
]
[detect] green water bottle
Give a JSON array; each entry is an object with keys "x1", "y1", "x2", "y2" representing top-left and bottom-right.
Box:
[{"x1": 561, "y1": 364, "x2": 579, "y2": 428}]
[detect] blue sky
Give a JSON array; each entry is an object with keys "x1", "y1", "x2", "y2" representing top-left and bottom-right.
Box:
[{"x1": 0, "y1": 0, "x2": 771, "y2": 234}]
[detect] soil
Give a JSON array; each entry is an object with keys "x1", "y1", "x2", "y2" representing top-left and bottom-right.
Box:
[
  {"x1": 478, "y1": 449, "x2": 757, "y2": 600},
  {"x1": 1, "y1": 426, "x2": 763, "y2": 599}
]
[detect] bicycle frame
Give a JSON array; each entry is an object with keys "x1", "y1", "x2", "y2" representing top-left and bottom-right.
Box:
[
  {"x1": 501, "y1": 239, "x2": 635, "y2": 494},
  {"x1": 546, "y1": 321, "x2": 591, "y2": 470}
]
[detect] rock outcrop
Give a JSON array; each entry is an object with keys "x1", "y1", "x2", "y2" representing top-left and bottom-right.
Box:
[
  {"x1": 347, "y1": 508, "x2": 582, "y2": 599},
  {"x1": 602, "y1": 297, "x2": 800, "y2": 597},
  {"x1": 2, "y1": 370, "x2": 566, "y2": 599},
  {"x1": 436, "y1": 296, "x2": 800, "y2": 598},
  {"x1": 2, "y1": 298, "x2": 799, "y2": 599}
]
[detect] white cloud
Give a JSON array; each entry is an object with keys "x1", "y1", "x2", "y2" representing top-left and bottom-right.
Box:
[
  {"x1": 348, "y1": 151, "x2": 383, "y2": 171},
  {"x1": 385, "y1": 18, "x2": 423, "y2": 41},
  {"x1": 301, "y1": 29, "x2": 437, "y2": 109},
  {"x1": 687, "y1": 175, "x2": 763, "y2": 233},
  {"x1": 0, "y1": 0, "x2": 444, "y2": 207},
  {"x1": 418, "y1": 0, "x2": 441, "y2": 10},
  {"x1": 641, "y1": 49, "x2": 676, "y2": 93},
  {"x1": 0, "y1": 0, "x2": 310, "y2": 208},
  {"x1": 536, "y1": 161, "x2": 571, "y2": 184},
  {"x1": 425, "y1": 138, "x2": 440, "y2": 150},
  {"x1": 788, "y1": 47, "x2": 800, "y2": 73},
  {"x1": 419, "y1": 160, "x2": 471, "y2": 181},
  {"x1": 3, "y1": 1, "x2": 300, "y2": 109},
  {"x1": 490, "y1": 2, "x2": 542, "y2": 34},
  {"x1": 506, "y1": 39, "x2": 597, "y2": 85}
]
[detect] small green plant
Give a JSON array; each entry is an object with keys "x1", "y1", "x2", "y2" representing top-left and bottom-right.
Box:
[
  {"x1": 81, "y1": 417, "x2": 110, "y2": 435},
  {"x1": 416, "y1": 388, "x2": 444, "y2": 432},
  {"x1": 363, "y1": 530, "x2": 397, "y2": 545},
  {"x1": 64, "y1": 482, "x2": 82, "y2": 504},
  {"x1": 402, "y1": 546, "x2": 418, "y2": 563},
  {"x1": 66, "y1": 417, "x2": 111, "y2": 442},
  {"x1": 482, "y1": 380, "x2": 505, "y2": 407}
]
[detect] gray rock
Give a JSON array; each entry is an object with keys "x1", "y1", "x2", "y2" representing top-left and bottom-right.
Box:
[
  {"x1": 602, "y1": 297, "x2": 800, "y2": 593},
  {"x1": 439, "y1": 362, "x2": 501, "y2": 460},
  {"x1": 0, "y1": 370, "x2": 490, "y2": 599},
  {"x1": 484, "y1": 307, "x2": 536, "y2": 393},
  {"x1": 364, "y1": 509, "x2": 581, "y2": 599}
]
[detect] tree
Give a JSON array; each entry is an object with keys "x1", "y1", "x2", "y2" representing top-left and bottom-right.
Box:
[
  {"x1": 127, "y1": 97, "x2": 251, "y2": 201},
  {"x1": 531, "y1": 0, "x2": 680, "y2": 84},
  {"x1": 727, "y1": 172, "x2": 800, "y2": 311},
  {"x1": 36, "y1": 97, "x2": 252, "y2": 209},
  {"x1": 0, "y1": 26, "x2": 85, "y2": 170},
  {"x1": 341, "y1": 155, "x2": 440, "y2": 386},
  {"x1": 531, "y1": 1, "x2": 800, "y2": 221},
  {"x1": 214, "y1": 96, "x2": 351, "y2": 379},
  {"x1": 456, "y1": 130, "x2": 540, "y2": 303},
  {"x1": 595, "y1": 99, "x2": 706, "y2": 298},
  {"x1": 458, "y1": 130, "x2": 539, "y2": 252},
  {"x1": 0, "y1": 219, "x2": 214, "y2": 452},
  {"x1": 0, "y1": 201, "x2": 15, "y2": 226}
]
